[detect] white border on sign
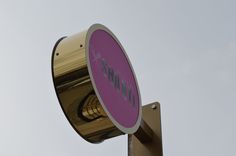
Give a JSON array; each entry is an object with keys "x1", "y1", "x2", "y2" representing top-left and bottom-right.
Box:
[{"x1": 85, "y1": 24, "x2": 142, "y2": 134}]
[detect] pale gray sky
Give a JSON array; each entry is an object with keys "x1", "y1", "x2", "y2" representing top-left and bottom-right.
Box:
[{"x1": 0, "y1": 0, "x2": 235, "y2": 156}]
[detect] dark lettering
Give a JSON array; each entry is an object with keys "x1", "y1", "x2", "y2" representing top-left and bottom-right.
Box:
[
  {"x1": 128, "y1": 88, "x2": 132, "y2": 103},
  {"x1": 122, "y1": 80, "x2": 127, "y2": 99},
  {"x1": 114, "y1": 75, "x2": 120, "y2": 90},
  {"x1": 108, "y1": 67, "x2": 114, "y2": 83},
  {"x1": 101, "y1": 59, "x2": 107, "y2": 76}
]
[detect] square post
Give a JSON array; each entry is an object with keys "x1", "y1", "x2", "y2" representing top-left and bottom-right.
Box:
[{"x1": 128, "y1": 102, "x2": 163, "y2": 156}]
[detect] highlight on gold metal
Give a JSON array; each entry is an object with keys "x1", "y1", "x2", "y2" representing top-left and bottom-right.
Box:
[{"x1": 51, "y1": 24, "x2": 141, "y2": 143}]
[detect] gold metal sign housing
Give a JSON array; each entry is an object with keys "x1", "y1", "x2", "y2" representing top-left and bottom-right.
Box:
[
  {"x1": 129, "y1": 102, "x2": 163, "y2": 156},
  {"x1": 51, "y1": 24, "x2": 141, "y2": 143}
]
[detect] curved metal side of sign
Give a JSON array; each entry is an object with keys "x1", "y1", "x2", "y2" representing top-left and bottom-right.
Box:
[{"x1": 51, "y1": 24, "x2": 141, "y2": 143}]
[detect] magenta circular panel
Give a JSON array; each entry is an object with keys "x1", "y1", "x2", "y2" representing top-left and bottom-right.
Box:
[{"x1": 88, "y1": 29, "x2": 140, "y2": 129}]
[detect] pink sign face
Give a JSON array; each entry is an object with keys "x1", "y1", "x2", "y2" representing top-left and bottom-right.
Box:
[{"x1": 87, "y1": 26, "x2": 141, "y2": 131}]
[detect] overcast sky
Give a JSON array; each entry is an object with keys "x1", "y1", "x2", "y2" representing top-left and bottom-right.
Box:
[{"x1": 0, "y1": 0, "x2": 235, "y2": 156}]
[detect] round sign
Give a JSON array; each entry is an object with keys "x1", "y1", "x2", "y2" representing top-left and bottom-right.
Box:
[{"x1": 86, "y1": 24, "x2": 141, "y2": 133}]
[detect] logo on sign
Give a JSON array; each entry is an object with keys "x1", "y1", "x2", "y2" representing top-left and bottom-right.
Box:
[{"x1": 91, "y1": 47, "x2": 136, "y2": 107}]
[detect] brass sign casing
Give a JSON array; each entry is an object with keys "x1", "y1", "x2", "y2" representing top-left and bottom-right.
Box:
[{"x1": 51, "y1": 24, "x2": 141, "y2": 143}]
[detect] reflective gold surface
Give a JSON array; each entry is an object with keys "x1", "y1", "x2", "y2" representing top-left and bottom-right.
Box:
[
  {"x1": 52, "y1": 30, "x2": 123, "y2": 143},
  {"x1": 128, "y1": 102, "x2": 163, "y2": 156}
]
